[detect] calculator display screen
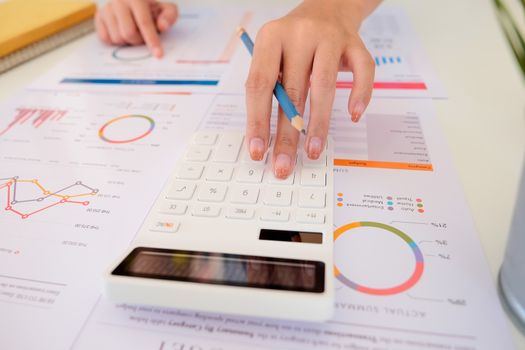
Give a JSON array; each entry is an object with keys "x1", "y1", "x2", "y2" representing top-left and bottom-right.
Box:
[{"x1": 113, "y1": 247, "x2": 324, "y2": 293}]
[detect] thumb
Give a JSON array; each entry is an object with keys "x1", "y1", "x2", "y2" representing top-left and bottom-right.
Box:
[{"x1": 155, "y1": 3, "x2": 178, "y2": 33}]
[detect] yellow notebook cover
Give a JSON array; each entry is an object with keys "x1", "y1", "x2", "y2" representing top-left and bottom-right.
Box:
[{"x1": 0, "y1": 0, "x2": 96, "y2": 57}]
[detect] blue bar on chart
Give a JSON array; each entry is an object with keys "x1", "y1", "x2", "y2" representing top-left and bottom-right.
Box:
[{"x1": 374, "y1": 56, "x2": 402, "y2": 66}]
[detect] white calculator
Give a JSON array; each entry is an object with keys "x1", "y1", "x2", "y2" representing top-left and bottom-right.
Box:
[{"x1": 106, "y1": 130, "x2": 334, "y2": 321}]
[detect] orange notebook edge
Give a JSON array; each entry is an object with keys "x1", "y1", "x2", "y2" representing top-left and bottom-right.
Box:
[{"x1": 0, "y1": 3, "x2": 96, "y2": 57}]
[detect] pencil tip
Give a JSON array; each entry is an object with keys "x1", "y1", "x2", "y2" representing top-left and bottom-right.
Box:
[
  {"x1": 237, "y1": 27, "x2": 245, "y2": 36},
  {"x1": 291, "y1": 115, "x2": 306, "y2": 134}
]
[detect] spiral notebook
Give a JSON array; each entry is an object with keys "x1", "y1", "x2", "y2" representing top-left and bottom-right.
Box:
[{"x1": 0, "y1": 0, "x2": 96, "y2": 73}]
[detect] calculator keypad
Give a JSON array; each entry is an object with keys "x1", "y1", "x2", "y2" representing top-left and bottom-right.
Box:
[{"x1": 155, "y1": 131, "x2": 331, "y2": 229}]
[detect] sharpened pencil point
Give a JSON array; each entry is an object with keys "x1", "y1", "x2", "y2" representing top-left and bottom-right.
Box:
[{"x1": 291, "y1": 115, "x2": 306, "y2": 134}]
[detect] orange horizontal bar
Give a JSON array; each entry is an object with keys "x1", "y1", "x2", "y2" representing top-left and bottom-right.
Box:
[{"x1": 334, "y1": 159, "x2": 433, "y2": 171}]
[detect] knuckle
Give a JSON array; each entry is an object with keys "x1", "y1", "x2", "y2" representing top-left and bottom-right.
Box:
[
  {"x1": 361, "y1": 50, "x2": 375, "y2": 69},
  {"x1": 258, "y1": 20, "x2": 278, "y2": 36},
  {"x1": 294, "y1": 17, "x2": 315, "y2": 30},
  {"x1": 245, "y1": 72, "x2": 274, "y2": 93},
  {"x1": 311, "y1": 71, "x2": 335, "y2": 89},
  {"x1": 276, "y1": 134, "x2": 296, "y2": 148},
  {"x1": 122, "y1": 27, "x2": 138, "y2": 42},
  {"x1": 246, "y1": 118, "x2": 266, "y2": 131},
  {"x1": 135, "y1": 15, "x2": 152, "y2": 28},
  {"x1": 282, "y1": 85, "x2": 305, "y2": 107}
]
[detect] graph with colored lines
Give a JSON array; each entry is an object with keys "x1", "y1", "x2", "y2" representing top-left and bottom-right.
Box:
[
  {"x1": 0, "y1": 108, "x2": 67, "y2": 137},
  {"x1": 0, "y1": 176, "x2": 98, "y2": 219},
  {"x1": 175, "y1": 11, "x2": 252, "y2": 64}
]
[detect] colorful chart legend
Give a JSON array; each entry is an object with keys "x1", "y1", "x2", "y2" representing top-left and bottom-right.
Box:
[{"x1": 335, "y1": 192, "x2": 425, "y2": 214}]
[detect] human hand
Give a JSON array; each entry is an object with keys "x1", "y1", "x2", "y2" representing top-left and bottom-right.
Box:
[
  {"x1": 95, "y1": 0, "x2": 178, "y2": 58},
  {"x1": 245, "y1": 0, "x2": 379, "y2": 178}
]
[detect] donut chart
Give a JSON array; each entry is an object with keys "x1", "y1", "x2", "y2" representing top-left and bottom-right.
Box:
[
  {"x1": 98, "y1": 115, "x2": 155, "y2": 144},
  {"x1": 112, "y1": 45, "x2": 152, "y2": 61},
  {"x1": 334, "y1": 221, "x2": 424, "y2": 295}
]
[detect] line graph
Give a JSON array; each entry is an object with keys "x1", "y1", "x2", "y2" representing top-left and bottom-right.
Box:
[
  {"x1": 0, "y1": 108, "x2": 67, "y2": 136},
  {"x1": 0, "y1": 177, "x2": 98, "y2": 219},
  {"x1": 175, "y1": 11, "x2": 252, "y2": 64}
]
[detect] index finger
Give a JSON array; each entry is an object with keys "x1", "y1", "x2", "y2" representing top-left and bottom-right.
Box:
[
  {"x1": 245, "y1": 23, "x2": 282, "y2": 160},
  {"x1": 130, "y1": 0, "x2": 163, "y2": 57}
]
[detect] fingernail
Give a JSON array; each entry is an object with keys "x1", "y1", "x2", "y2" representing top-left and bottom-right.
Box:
[
  {"x1": 249, "y1": 137, "x2": 265, "y2": 160},
  {"x1": 351, "y1": 101, "x2": 366, "y2": 123},
  {"x1": 274, "y1": 153, "x2": 291, "y2": 179},
  {"x1": 153, "y1": 47, "x2": 163, "y2": 58},
  {"x1": 158, "y1": 18, "x2": 169, "y2": 32},
  {"x1": 308, "y1": 137, "x2": 322, "y2": 160}
]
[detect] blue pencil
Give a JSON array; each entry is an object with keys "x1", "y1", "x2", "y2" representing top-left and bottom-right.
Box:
[{"x1": 238, "y1": 27, "x2": 306, "y2": 134}]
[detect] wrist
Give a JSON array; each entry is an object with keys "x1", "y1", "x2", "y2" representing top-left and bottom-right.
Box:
[{"x1": 302, "y1": 0, "x2": 372, "y2": 30}]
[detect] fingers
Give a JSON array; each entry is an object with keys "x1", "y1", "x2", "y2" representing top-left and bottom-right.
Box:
[
  {"x1": 306, "y1": 43, "x2": 341, "y2": 159},
  {"x1": 113, "y1": 0, "x2": 143, "y2": 45},
  {"x1": 272, "y1": 41, "x2": 314, "y2": 178},
  {"x1": 156, "y1": 2, "x2": 178, "y2": 33},
  {"x1": 245, "y1": 23, "x2": 282, "y2": 161},
  {"x1": 95, "y1": 12, "x2": 111, "y2": 44},
  {"x1": 345, "y1": 41, "x2": 375, "y2": 122},
  {"x1": 101, "y1": 3, "x2": 125, "y2": 45},
  {"x1": 129, "y1": 0, "x2": 163, "y2": 57}
]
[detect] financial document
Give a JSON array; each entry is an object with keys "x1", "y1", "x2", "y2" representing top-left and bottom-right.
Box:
[
  {"x1": 0, "y1": 3, "x2": 513, "y2": 350},
  {"x1": 0, "y1": 90, "x2": 213, "y2": 349},
  {"x1": 32, "y1": 5, "x2": 445, "y2": 98},
  {"x1": 71, "y1": 98, "x2": 513, "y2": 350}
]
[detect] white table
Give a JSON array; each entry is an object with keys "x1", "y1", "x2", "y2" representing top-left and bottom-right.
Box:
[{"x1": 1, "y1": 0, "x2": 524, "y2": 348}]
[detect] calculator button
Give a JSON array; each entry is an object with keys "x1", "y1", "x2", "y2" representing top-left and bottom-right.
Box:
[
  {"x1": 159, "y1": 202, "x2": 187, "y2": 215},
  {"x1": 193, "y1": 131, "x2": 218, "y2": 145},
  {"x1": 176, "y1": 163, "x2": 204, "y2": 180},
  {"x1": 226, "y1": 206, "x2": 255, "y2": 220},
  {"x1": 263, "y1": 188, "x2": 292, "y2": 207},
  {"x1": 267, "y1": 171, "x2": 295, "y2": 185},
  {"x1": 192, "y1": 204, "x2": 221, "y2": 217},
  {"x1": 185, "y1": 145, "x2": 211, "y2": 162},
  {"x1": 260, "y1": 208, "x2": 289, "y2": 222},
  {"x1": 236, "y1": 165, "x2": 264, "y2": 183},
  {"x1": 205, "y1": 164, "x2": 234, "y2": 182},
  {"x1": 302, "y1": 152, "x2": 327, "y2": 167},
  {"x1": 197, "y1": 183, "x2": 227, "y2": 202},
  {"x1": 149, "y1": 217, "x2": 180, "y2": 233},
  {"x1": 298, "y1": 189, "x2": 326, "y2": 208},
  {"x1": 212, "y1": 133, "x2": 244, "y2": 163},
  {"x1": 230, "y1": 185, "x2": 259, "y2": 204},
  {"x1": 300, "y1": 168, "x2": 326, "y2": 187},
  {"x1": 166, "y1": 182, "x2": 196, "y2": 200},
  {"x1": 296, "y1": 210, "x2": 325, "y2": 224}
]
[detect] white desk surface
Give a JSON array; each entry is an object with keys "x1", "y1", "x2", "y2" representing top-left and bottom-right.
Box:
[{"x1": 0, "y1": 0, "x2": 524, "y2": 348}]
